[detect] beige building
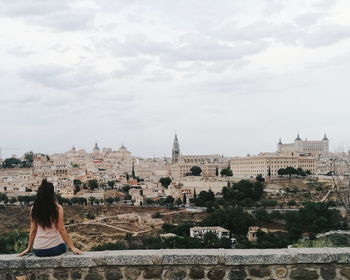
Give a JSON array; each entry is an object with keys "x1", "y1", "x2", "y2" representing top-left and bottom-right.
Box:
[
  {"x1": 277, "y1": 133, "x2": 329, "y2": 156},
  {"x1": 231, "y1": 154, "x2": 317, "y2": 178}
]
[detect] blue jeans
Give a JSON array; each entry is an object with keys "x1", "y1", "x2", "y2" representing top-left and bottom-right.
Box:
[{"x1": 33, "y1": 243, "x2": 67, "y2": 257}]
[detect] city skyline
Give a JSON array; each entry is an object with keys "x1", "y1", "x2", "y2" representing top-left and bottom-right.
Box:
[
  {"x1": 1, "y1": 132, "x2": 347, "y2": 160},
  {"x1": 1, "y1": 0, "x2": 350, "y2": 158}
]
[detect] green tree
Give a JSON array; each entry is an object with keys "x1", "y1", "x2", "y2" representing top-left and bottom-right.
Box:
[
  {"x1": 175, "y1": 198, "x2": 182, "y2": 206},
  {"x1": 190, "y1": 166, "x2": 202, "y2": 176},
  {"x1": 73, "y1": 179, "x2": 82, "y2": 194},
  {"x1": 165, "y1": 195, "x2": 175, "y2": 206},
  {"x1": 0, "y1": 193, "x2": 8, "y2": 203},
  {"x1": 220, "y1": 168, "x2": 233, "y2": 177},
  {"x1": 108, "y1": 180, "x2": 116, "y2": 188},
  {"x1": 88, "y1": 179, "x2": 98, "y2": 190},
  {"x1": 215, "y1": 167, "x2": 219, "y2": 176},
  {"x1": 121, "y1": 185, "x2": 131, "y2": 193},
  {"x1": 203, "y1": 207, "x2": 254, "y2": 236},
  {"x1": 132, "y1": 161, "x2": 136, "y2": 179},
  {"x1": 159, "y1": 177, "x2": 172, "y2": 188},
  {"x1": 2, "y1": 158, "x2": 22, "y2": 168},
  {"x1": 23, "y1": 151, "x2": 34, "y2": 168},
  {"x1": 256, "y1": 174, "x2": 265, "y2": 182},
  {"x1": 88, "y1": 196, "x2": 96, "y2": 205},
  {"x1": 106, "y1": 197, "x2": 115, "y2": 205},
  {"x1": 222, "y1": 180, "x2": 264, "y2": 205}
]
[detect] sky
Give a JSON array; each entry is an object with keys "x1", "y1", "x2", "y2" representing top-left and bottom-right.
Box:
[{"x1": 0, "y1": 0, "x2": 350, "y2": 158}]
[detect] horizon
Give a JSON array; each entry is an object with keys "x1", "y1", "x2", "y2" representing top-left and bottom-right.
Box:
[{"x1": 1, "y1": 132, "x2": 349, "y2": 159}]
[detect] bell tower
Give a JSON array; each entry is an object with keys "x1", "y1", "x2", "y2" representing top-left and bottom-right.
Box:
[{"x1": 172, "y1": 133, "x2": 180, "y2": 164}]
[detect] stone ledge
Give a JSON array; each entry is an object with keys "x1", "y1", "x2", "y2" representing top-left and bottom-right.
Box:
[{"x1": 1, "y1": 248, "x2": 350, "y2": 269}]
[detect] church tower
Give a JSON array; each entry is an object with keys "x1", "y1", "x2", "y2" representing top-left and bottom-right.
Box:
[{"x1": 172, "y1": 133, "x2": 180, "y2": 164}]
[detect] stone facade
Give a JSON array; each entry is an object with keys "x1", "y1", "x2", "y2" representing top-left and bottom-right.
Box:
[
  {"x1": 2, "y1": 248, "x2": 350, "y2": 280},
  {"x1": 231, "y1": 154, "x2": 317, "y2": 178}
]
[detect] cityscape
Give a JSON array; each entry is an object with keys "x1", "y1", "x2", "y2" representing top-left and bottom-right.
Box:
[
  {"x1": 1, "y1": 0, "x2": 350, "y2": 279},
  {"x1": 1, "y1": 133, "x2": 350, "y2": 252}
]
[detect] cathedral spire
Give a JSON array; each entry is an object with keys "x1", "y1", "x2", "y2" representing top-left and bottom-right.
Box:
[
  {"x1": 172, "y1": 133, "x2": 180, "y2": 164},
  {"x1": 323, "y1": 133, "x2": 328, "y2": 141},
  {"x1": 295, "y1": 133, "x2": 302, "y2": 141}
]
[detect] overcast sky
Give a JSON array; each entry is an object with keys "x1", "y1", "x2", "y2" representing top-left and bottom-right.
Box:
[{"x1": 1, "y1": 0, "x2": 350, "y2": 158}]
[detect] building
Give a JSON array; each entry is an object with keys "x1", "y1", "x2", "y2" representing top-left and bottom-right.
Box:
[
  {"x1": 93, "y1": 142, "x2": 100, "y2": 154},
  {"x1": 231, "y1": 154, "x2": 317, "y2": 178},
  {"x1": 247, "y1": 226, "x2": 286, "y2": 242},
  {"x1": 277, "y1": 133, "x2": 329, "y2": 156},
  {"x1": 170, "y1": 134, "x2": 229, "y2": 177},
  {"x1": 172, "y1": 134, "x2": 180, "y2": 164},
  {"x1": 190, "y1": 226, "x2": 230, "y2": 239}
]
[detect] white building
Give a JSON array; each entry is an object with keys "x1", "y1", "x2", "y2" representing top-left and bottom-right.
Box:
[
  {"x1": 190, "y1": 226, "x2": 230, "y2": 239},
  {"x1": 277, "y1": 133, "x2": 329, "y2": 156}
]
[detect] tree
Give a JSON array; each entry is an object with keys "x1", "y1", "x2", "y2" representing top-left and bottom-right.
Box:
[
  {"x1": 131, "y1": 161, "x2": 136, "y2": 179},
  {"x1": 125, "y1": 173, "x2": 130, "y2": 180},
  {"x1": 145, "y1": 198, "x2": 154, "y2": 205},
  {"x1": 220, "y1": 168, "x2": 233, "y2": 177},
  {"x1": 23, "y1": 151, "x2": 34, "y2": 168},
  {"x1": 183, "y1": 193, "x2": 187, "y2": 204},
  {"x1": 256, "y1": 174, "x2": 265, "y2": 182},
  {"x1": 9, "y1": 197, "x2": 17, "y2": 205},
  {"x1": 203, "y1": 207, "x2": 254, "y2": 236},
  {"x1": 0, "y1": 193, "x2": 8, "y2": 204},
  {"x1": 106, "y1": 197, "x2": 115, "y2": 205},
  {"x1": 122, "y1": 185, "x2": 131, "y2": 193},
  {"x1": 222, "y1": 180, "x2": 264, "y2": 205},
  {"x1": 73, "y1": 179, "x2": 82, "y2": 194},
  {"x1": 190, "y1": 166, "x2": 202, "y2": 176},
  {"x1": 2, "y1": 158, "x2": 22, "y2": 168},
  {"x1": 88, "y1": 196, "x2": 96, "y2": 205},
  {"x1": 159, "y1": 177, "x2": 172, "y2": 188},
  {"x1": 260, "y1": 199, "x2": 277, "y2": 208},
  {"x1": 277, "y1": 168, "x2": 285, "y2": 176},
  {"x1": 108, "y1": 181, "x2": 116, "y2": 188},
  {"x1": 215, "y1": 167, "x2": 219, "y2": 176},
  {"x1": 88, "y1": 179, "x2": 98, "y2": 190},
  {"x1": 176, "y1": 198, "x2": 182, "y2": 206},
  {"x1": 165, "y1": 195, "x2": 175, "y2": 206},
  {"x1": 199, "y1": 189, "x2": 215, "y2": 202}
]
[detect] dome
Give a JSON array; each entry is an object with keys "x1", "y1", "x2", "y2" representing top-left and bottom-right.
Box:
[{"x1": 119, "y1": 144, "x2": 127, "y2": 151}]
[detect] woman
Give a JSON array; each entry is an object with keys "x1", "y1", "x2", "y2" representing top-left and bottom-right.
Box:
[{"x1": 19, "y1": 179, "x2": 82, "y2": 257}]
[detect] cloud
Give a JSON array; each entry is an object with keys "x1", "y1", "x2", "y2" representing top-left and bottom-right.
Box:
[
  {"x1": 111, "y1": 57, "x2": 151, "y2": 78},
  {"x1": 102, "y1": 32, "x2": 268, "y2": 68},
  {"x1": 0, "y1": 0, "x2": 96, "y2": 31},
  {"x1": 19, "y1": 64, "x2": 107, "y2": 90},
  {"x1": 302, "y1": 24, "x2": 350, "y2": 48},
  {"x1": 213, "y1": 20, "x2": 350, "y2": 49}
]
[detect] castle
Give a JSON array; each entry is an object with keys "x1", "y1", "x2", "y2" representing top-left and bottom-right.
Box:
[{"x1": 277, "y1": 133, "x2": 329, "y2": 156}]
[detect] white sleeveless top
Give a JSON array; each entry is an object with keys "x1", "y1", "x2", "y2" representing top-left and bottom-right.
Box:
[{"x1": 33, "y1": 223, "x2": 64, "y2": 250}]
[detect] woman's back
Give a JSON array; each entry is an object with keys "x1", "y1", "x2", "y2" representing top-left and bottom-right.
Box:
[{"x1": 33, "y1": 222, "x2": 64, "y2": 250}]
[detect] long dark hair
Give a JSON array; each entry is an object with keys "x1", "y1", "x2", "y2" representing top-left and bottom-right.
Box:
[{"x1": 31, "y1": 179, "x2": 58, "y2": 228}]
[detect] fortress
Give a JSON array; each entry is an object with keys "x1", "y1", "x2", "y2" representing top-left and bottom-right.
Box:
[{"x1": 277, "y1": 133, "x2": 329, "y2": 156}]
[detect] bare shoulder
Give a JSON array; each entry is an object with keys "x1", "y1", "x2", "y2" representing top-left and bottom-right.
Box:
[{"x1": 57, "y1": 204, "x2": 63, "y2": 212}]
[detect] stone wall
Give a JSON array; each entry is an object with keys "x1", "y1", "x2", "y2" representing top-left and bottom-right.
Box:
[{"x1": 1, "y1": 248, "x2": 350, "y2": 280}]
